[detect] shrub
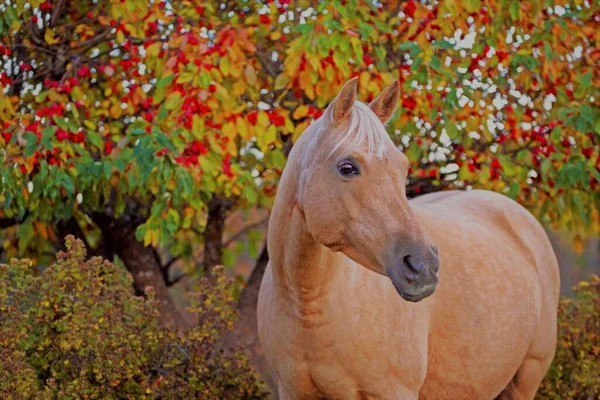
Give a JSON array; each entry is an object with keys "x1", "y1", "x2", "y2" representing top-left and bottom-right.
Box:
[
  {"x1": 537, "y1": 275, "x2": 600, "y2": 399},
  {"x1": 0, "y1": 236, "x2": 266, "y2": 399}
]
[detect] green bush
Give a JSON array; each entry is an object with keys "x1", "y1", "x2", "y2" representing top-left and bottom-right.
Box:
[
  {"x1": 537, "y1": 275, "x2": 600, "y2": 399},
  {"x1": 0, "y1": 236, "x2": 266, "y2": 399}
]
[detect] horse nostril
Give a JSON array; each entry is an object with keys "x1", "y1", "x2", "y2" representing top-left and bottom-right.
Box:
[{"x1": 403, "y1": 255, "x2": 424, "y2": 274}]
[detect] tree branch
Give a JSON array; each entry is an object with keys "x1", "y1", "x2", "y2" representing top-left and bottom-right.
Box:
[
  {"x1": 223, "y1": 215, "x2": 270, "y2": 248},
  {"x1": 50, "y1": 0, "x2": 67, "y2": 27},
  {"x1": 0, "y1": 213, "x2": 29, "y2": 229}
]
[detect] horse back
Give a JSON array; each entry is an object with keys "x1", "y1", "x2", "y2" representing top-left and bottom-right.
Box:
[{"x1": 411, "y1": 189, "x2": 560, "y2": 398}]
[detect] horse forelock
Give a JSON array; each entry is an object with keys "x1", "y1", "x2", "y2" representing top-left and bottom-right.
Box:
[{"x1": 322, "y1": 101, "x2": 390, "y2": 161}]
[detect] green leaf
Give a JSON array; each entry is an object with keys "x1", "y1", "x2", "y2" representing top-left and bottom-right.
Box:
[
  {"x1": 243, "y1": 186, "x2": 257, "y2": 204},
  {"x1": 445, "y1": 123, "x2": 459, "y2": 140},
  {"x1": 541, "y1": 158, "x2": 552, "y2": 180},
  {"x1": 41, "y1": 126, "x2": 55, "y2": 149},
  {"x1": 446, "y1": 87, "x2": 457, "y2": 106},
  {"x1": 158, "y1": 104, "x2": 168, "y2": 122},
  {"x1": 550, "y1": 126, "x2": 562, "y2": 142},
  {"x1": 580, "y1": 104, "x2": 594, "y2": 124},
  {"x1": 398, "y1": 41, "x2": 419, "y2": 51},
  {"x1": 23, "y1": 133, "x2": 38, "y2": 157},
  {"x1": 543, "y1": 41, "x2": 553, "y2": 61},
  {"x1": 53, "y1": 116, "x2": 69, "y2": 131},
  {"x1": 576, "y1": 72, "x2": 592, "y2": 88},
  {"x1": 199, "y1": 70, "x2": 212, "y2": 88},
  {"x1": 165, "y1": 92, "x2": 182, "y2": 110},
  {"x1": 498, "y1": 155, "x2": 517, "y2": 177},
  {"x1": 430, "y1": 55, "x2": 441, "y2": 72},
  {"x1": 433, "y1": 40, "x2": 454, "y2": 50},
  {"x1": 156, "y1": 74, "x2": 174, "y2": 89},
  {"x1": 88, "y1": 131, "x2": 103, "y2": 149},
  {"x1": 135, "y1": 224, "x2": 147, "y2": 242},
  {"x1": 509, "y1": 0, "x2": 519, "y2": 20},
  {"x1": 102, "y1": 161, "x2": 112, "y2": 180},
  {"x1": 508, "y1": 181, "x2": 520, "y2": 198},
  {"x1": 465, "y1": 0, "x2": 481, "y2": 12},
  {"x1": 62, "y1": 173, "x2": 74, "y2": 194},
  {"x1": 222, "y1": 248, "x2": 235, "y2": 268},
  {"x1": 272, "y1": 149, "x2": 286, "y2": 170}
]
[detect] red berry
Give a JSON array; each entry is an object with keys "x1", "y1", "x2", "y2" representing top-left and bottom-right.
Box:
[{"x1": 247, "y1": 111, "x2": 258, "y2": 125}]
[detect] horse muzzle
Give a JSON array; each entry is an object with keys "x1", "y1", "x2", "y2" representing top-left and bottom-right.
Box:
[{"x1": 385, "y1": 248, "x2": 439, "y2": 302}]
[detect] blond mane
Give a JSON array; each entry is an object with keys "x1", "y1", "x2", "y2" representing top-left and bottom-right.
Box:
[{"x1": 322, "y1": 101, "x2": 391, "y2": 160}]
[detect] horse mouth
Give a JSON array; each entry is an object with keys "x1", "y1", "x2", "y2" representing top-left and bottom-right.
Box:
[{"x1": 391, "y1": 282, "x2": 437, "y2": 302}]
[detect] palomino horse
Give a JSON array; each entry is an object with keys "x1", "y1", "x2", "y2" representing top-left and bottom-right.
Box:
[{"x1": 257, "y1": 78, "x2": 560, "y2": 399}]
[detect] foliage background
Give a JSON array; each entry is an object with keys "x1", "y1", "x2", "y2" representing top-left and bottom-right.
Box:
[{"x1": 0, "y1": 237, "x2": 266, "y2": 399}]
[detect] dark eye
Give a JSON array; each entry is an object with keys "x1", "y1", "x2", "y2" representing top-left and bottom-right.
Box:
[{"x1": 338, "y1": 162, "x2": 359, "y2": 176}]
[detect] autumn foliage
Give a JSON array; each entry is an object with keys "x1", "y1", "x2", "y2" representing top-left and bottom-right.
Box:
[
  {"x1": 1, "y1": 0, "x2": 599, "y2": 265},
  {"x1": 537, "y1": 276, "x2": 600, "y2": 399},
  {"x1": 0, "y1": 236, "x2": 266, "y2": 399}
]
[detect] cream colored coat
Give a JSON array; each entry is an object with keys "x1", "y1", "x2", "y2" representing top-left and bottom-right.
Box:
[{"x1": 257, "y1": 79, "x2": 560, "y2": 400}]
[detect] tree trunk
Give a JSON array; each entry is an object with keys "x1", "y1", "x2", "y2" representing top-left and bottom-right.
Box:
[
  {"x1": 203, "y1": 195, "x2": 234, "y2": 272},
  {"x1": 92, "y1": 213, "x2": 189, "y2": 329}
]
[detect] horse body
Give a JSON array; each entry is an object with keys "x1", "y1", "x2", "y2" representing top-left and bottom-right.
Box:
[{"x1": 257, "y1": 79, "x2": 560, "y2": 399}]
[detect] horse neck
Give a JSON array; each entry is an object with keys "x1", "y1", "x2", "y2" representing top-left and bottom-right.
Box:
[{"x1": 267, "y1": 132, "x2": 344, "y2": 305}]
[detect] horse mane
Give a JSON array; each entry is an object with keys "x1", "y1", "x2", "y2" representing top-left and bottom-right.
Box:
[{"x1": 322, "y1": 101, "x2": 390, "y2": 161}]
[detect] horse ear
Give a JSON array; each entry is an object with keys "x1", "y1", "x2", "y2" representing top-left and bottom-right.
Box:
[
  {"x1": 330, "y1": 77, "x2": 358, "y2": 123},
  {"x1": 369, "y1": 80, "x2": 400, "y2": 124}
]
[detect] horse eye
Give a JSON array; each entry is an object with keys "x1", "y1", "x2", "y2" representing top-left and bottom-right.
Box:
[{"x1": 338, "y1": 162, "x2": 358, "y2": 176}]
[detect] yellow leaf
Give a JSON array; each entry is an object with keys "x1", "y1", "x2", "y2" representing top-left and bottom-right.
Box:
[
  {"x1": 116, "y1": 30, "x2": 125, "y2": 44},
  {"x1": 233, "y1": 79, "x2": 246, "y2": 96},
  {"x1": 44, "y1": 29, "x2": 60, "y2": 45},
  {"x1": 144, "y1": 229, "x2": 156, "y2": 247},
  {"x1": 110, "y1": 103, "x2": 122, "y2": 119},
  {"x1": 236, "y1": 117, "x2": 249, "y2": 139},
  {"x1": 178, "y1": 72, "x2": 194, "y2": 83},
  {"x1": 257, "y1": 111, "x2": 269, "y2": 127},
  {"x1": 220, "y1": 57, "x2": 230, "y2": 76},
  {"x1": 300, "y1": 71, "x2": 315, "y2": 100},
  {"x1": 284, "y1": 117, "x2": 294, "y2": 134},
  {"x1": 265, "y1": 125, "x2": 277, "y2": 144},
  {"x1": 285, "y1": 53, "x2": 302, "y2": 76},
  {"x1": 324, "y1": 65, "x2": 335, "y2": 82},
  {"x1": 192, "y1": 115, "x2": 204, "y2": 138},
  {"x1": 293, "y1": 105, "x2": 310, "y2": 120},
  {"x1": 222, "y1": 121, "x2": 236, "y2": 138},
  {"x1": 274, "y1": 74, "x2": 290, "y2": 90},
  {"x1": 165, "y1": 93, "x2": 181, "y2": 110},
  {"x1": 244, "y1": 65, "x2": 257, "y2": 85},
  {"x1": 146, "y1": 42, "x2": 162, "y2": 57},
  {"x1": 229, "y1": 44, "x2": 243, "y2": 62},
  {"x1": 125, "y1": 23, "x2": 138, "y2": 36},
  {"x1": 307, "y1": 54, "x2": 320, "y2": 71},
  {"x1": 230, "y1": 61, "x2": 242, "y2": 78},
  {"x1": 210, "y1": 68, "x2": 223, "y2": 83}
]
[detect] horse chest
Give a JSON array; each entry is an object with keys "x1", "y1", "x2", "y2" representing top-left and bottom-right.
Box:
[
  {"x1": 275, "y1": 321, "x2": 384, "y2": 398},
  {"x1": 261, "y1": 289, "x2": 428, "y2": 399}
]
